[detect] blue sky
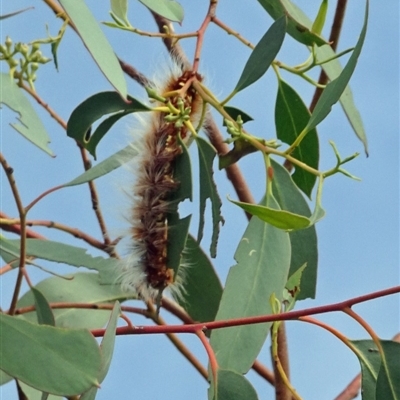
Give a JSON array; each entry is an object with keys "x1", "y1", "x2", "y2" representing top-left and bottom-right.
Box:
[{"x1": 1, "y1": 1, "x2": 399, "y2": 399}]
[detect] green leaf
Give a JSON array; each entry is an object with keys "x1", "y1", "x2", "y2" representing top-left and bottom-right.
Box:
[
  {"x1": 222, "y1": 106, "x2": 253, "y2": 126},
  {"x1": 261, "y1": 1, "x2": 367, "y2": 152},
  {"x1": 0, "y1": 370, "x2": 13, "y2": 386},
  {"x1": 4, "y1": 238, "x2": 120, "y2": 283},
  {"x1": 17, "y1": 382, "x2": 63, "y2": 400},
  {"x1": 229, "y1": 198, "x2": 310, "y2": 230},
  {"x1": 17, "y1": 273, "x2": 126, "y2": 329},
  {"x1": 210, "y1": 200, "x2": 291, "y2": 373},
  {"x1": 271, "y1": 159, "x2": 318, "y2": 300},
  {"x1": 316, "y1": 48, "x2": 368, "y2": 154},
  {"x1": 167, "y1": 137, "x2": 192, "y2": 280},
  {"x1": 110, "y1": 0, "x2": 129, "y2": 25},
  {"x1": 31, "y1": 287, "x2": 56, "y2": 326},
  {"x1": 257, "y1": 0, "x2": 328, "y2": 46},
  {"x1": 0, "y1": 73, "x2": 53, "y2": 156},
  {"x1": 0, "y1": 7, "x2": 33, "y2": 20},
  {"x1": 351, "y1": 340, "x2": 382, "y2": 400},
  {"x1": 138, "y1": 0, "x2": 184, "y2": 23},
  {"x1": 305, "y1": 1, "x2": 369, "y2": 134},
  {"x1": 176, "y1": 235, "x2": 223, "y2": 322},
  {"x1": 376, "y1": 341, "x2": 400, "y2": 400},
  {"x1": 275, "y1": 79, "x2": 319, "y2": 198},
  {"x1": 234, "y1": 16, "x2": 286, "y2": 94},
  {"x1": 0, "y1": 313, "x2": 101, "y2": 396},
  {"x1": 66, "y1": 91, "x2": 149, "y2": 158},
  {"x1": 98, "y1": 302, "x2": 120, "y2": 382},
  {"x1": 209, "y1": 369, "x2": 258, "y2": 400},
  {"x1": 196, "y1": 137, "x2": 224, "y2": 258},
  {"x1": 311, "y1": 0, "x2": 328, "y2": 35},
  {"x1": 58, "y1": 0, "x2": 127, "y2": 97},
  {"x1": 64, "y1": 145, "x2": 137, "y2": 187}
]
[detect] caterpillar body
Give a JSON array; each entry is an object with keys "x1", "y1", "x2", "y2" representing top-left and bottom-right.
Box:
[{"x1": 121, "y1": 66, "x2": 203, "y2": 303}]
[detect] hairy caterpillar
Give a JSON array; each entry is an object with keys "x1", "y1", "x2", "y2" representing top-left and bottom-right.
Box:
[{"x1": 120, "y1": 63, "x2": 204, "y2": 303}]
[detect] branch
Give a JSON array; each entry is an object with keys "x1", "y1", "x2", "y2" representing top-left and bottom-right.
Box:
[{"x1": 90, "y1": 285, "x2": 400, "y2": 336}]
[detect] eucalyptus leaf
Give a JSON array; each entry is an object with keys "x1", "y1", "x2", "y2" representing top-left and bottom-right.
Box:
[
  {"x1": 66, "y1": 91, "x2": 149, "y2": 158},
  {"x1": 271, "y1": 159, "x2": 318, "y2": 300},
  {"x1": 275, "y1": 79, "x2": 319, "y2": 198},
  {"x1": 138, "y1": 0, "x2": 184, "y2": 23},
  {"x1": 0, "y1": 313, "x2": 101, "y2": 396},
  {"x1": 196, "y1": 137, "x2": 224, "y2": 258},
  {"x1": 0, "y1": 73, "x2": 53, "y2": 156},
  {"x1": 98, "y1": 302, "x2": 120, "y2": 382},
  {"x1": 376, "y1": 341, "x2": 400, "y2": 400},
  {"x1": 0, "y1": 7, "x2": 33, "y2": 20},
  {"x1": 168, "y1": 137, "x2": 192, "y2": 280},
  {"x1": 110, "y1": 0, "x2": 129, "y2": 25},
  {"x1": 210, "y1": 197, "x2": 291, "y2": 373},
  {"x1": 229, "y1": 197, "x2": 310, "y2": 230},
  {"x1": 257, "y1": 0, "x2": 327, "y2": 46},
  {"x1": 305, "y1": 1, "x2": 369, "y2": 135},
  {"x1": 59, "y1": 0, "x2": 127, "y2": 97},
  {"x1": 208, "y1": 369, "x2": 258, "y2": 400},
  {"x1": 311, "y1": 0, "x2": 328, "y2": 35},
  {"x1": 31, "y1": 287, "x2": 56, "y2": 326},
  {"x1": 176, "y1": 235, "x2": 222, "y2": 323},
  {"x1": 351, "y1": 340, "x2": 382, "y2": 400},
  {"x1": 16, "y1": 383, "x2": 62, "y2": 400},
  {"x1": 260, "y1": 0, "x2": 367, "y2": 152},
  {"x1": 17, "y1": 273, "x2": 126, "y2": 330},
  {"x1": 4, "y1": 238, "x2": 120, "y2": 284},
  {"x1": 64, "y1": 145, "x2": 137, "y2": 187},
  {"x1": 234, "y1": 16, "x2": 286, "y2": 94}
]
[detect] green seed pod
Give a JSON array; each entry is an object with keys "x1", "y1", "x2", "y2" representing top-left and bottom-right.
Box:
[{"x1": 30, "y1": 62, "x2": 39, "y2": 71}]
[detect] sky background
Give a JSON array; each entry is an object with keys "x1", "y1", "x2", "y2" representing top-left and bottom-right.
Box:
[{"x1": 1, "y1": 1, "x2": 399, "y2": 399}]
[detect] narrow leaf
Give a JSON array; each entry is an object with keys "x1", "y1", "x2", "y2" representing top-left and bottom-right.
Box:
[
  {"x1": 275, "y1": 79, "x2": 319, "y2": 198},
  {"x1": 5, "y1": 238, "x2": 120, "y2": 283},
  {"x1": 66, "y1": 91, "x2": 149, "y2": 158},
  {"x1": 17, "y1": 273, "x2": 126, "y2": 329},
  {"x1": 31, "y1": 287, "x2": 56, "y2": 326},
  {"x1": 311, "y1": 0, "x2": 328, "y2": 35},
  {"x1": 210, "y1": 199, "x2": 291, "y2": 373},
  {"x1": 376, "y1": 341, "x2": 400, "y2": 400},
  {"x1": 138, "y1": 0, "x2": 184, "y2": 23},
  {"x1": 110, "y1": 0, "x2": 129, "y2": 25},
  {"x1": 168, "y1": 137, "x2": 192, "y2": 279},
  {"x1": 305, "y1": 1, "x2": 369, "y2": 133},
  {"x1": 271, "y1": 160, "x2": 318, "y2": 300},
  {"x1": 351, "y1": 340, "x2": 382, "y2": 400},
  {"x1": 234, "y1": 16, "x2": 286, "y2": 94},
  {"x1": 257, "y1": 0, "x2": 328, "y2": 46},
  {"x1": 229, "y1": 197, "x2": 310, "y2": 230},
  {"x1": 176, "y1": 235, "x2": 223, "y2": 323},
  {"x1": 98, "y1": 302, "x2": 120, "y2": 382},
  {"x1": 0, "y1": 7, "x2": 33, "y2": 20},
  {"x1": 0, "y1": 313, "x2": 101, "y2": 396},
  {"x1": 58, "y1": 0, "x2": 127, "y2": 97},
  {"x1": 261, "y1": 0, "x2": 367, "y2": 152},
  {"x1": 64, "y1": 145, "x2": 137, "y2": 187},
  {"x1": 196, "y1": 137, "x2": 224, "y2": 258},
  {"x1": 0, "y1": 73, "x2": 53, "y2": 156}
]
